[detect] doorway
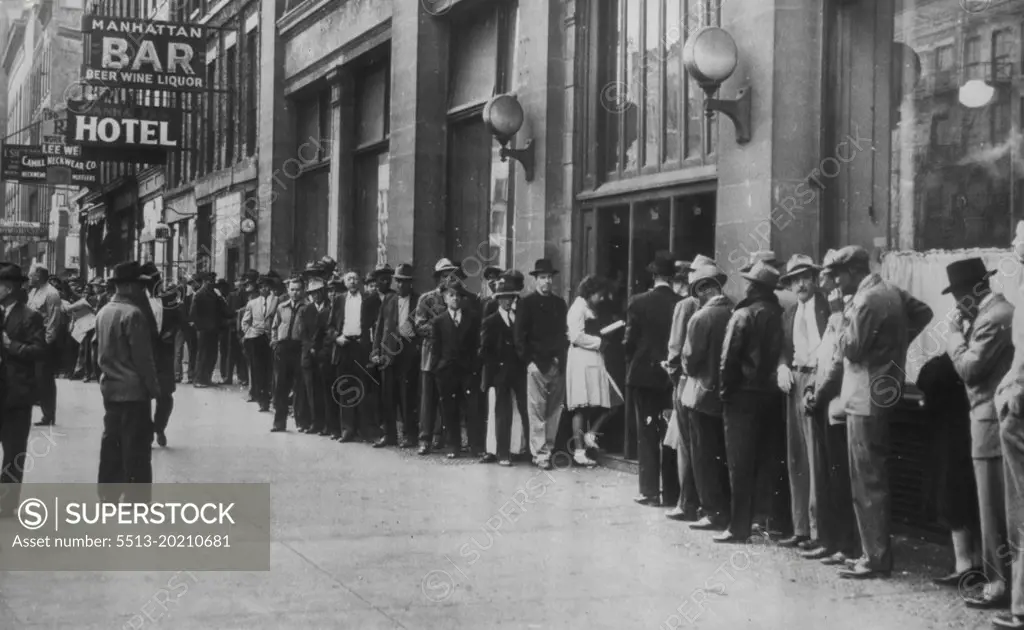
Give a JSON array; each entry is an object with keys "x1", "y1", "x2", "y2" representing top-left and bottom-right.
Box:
[{"x1": 447, "y1": 117, "x2": 494, "y2": 294}]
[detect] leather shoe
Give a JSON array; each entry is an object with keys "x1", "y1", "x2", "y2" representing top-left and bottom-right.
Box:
[
  {"x1": 373, "y1": 437, "x2": 396, "y2": 448},
  {"x1": 838, "y1": 564, "x2": 891, "y2": 580},
  {"x1": 777, "y1": 535, "x2": 810, "y2": 548},
  {"x1": 712, "y1": 532, "x2": 749, "y2": 544},
  {"x1": 690, "y1": 517, "x2": 727, "y2": 531},
  {"x1": 270, "y1": 427, "x2": 286, "y2": 433},
  {"x1": 993, "y1": 614, "x2": 1024, "y2": 629},
  {"x1": 798, "y1": 538, "x2": 822, "y2": 551},
  {"x1": 932, "y1": 567, "x2": 983, "y2": 587},
  {"x1": 155, "y1": 431, "x2": 167, "y2": 447},
  {"x1": 34, "y1": 420, "x2": 54, "y2": 426},
  {"x1": 800, "y1": 547, "x2": 832, "y2": 560},
  {"x1": 964, "y1": 595, "x2": 1009, "y2": 610},
  {"x1": 399, "y1": 438, "x2": 416, "y2": 449},
  {"x1": 338, "y1": 432, "x2": 356, "y2": 443},
  {"x1": 665, "y1": 507, "x2": 698, "y2": 522},
  {"x1": 633, "y1": 495, "x2": 659, "y2": 506},
  {"x1": 479, "y1": 453, "x2": 497, "y2": 464},
  {"x1": 820, "y1": 552, "x2": 848, "y2": 566},
  {"x1": 446, "y1": 452, "x2": 459, "y2": 459}
]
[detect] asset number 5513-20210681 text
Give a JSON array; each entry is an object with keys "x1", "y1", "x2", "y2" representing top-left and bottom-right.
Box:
[{"x1": 115, "y1": 534, "x2": 230, "y2": 549}]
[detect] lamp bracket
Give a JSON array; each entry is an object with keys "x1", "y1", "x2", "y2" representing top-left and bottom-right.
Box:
[
  {"x1": 499, "y1": 140, "x2": 535, "y2": 182},
  {"x1": 704, "y1": 86, "x2": 752, "y2": 144}
]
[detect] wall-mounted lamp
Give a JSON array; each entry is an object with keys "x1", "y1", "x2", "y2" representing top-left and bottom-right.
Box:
[
  {"x1": 683, "y1": 27, "x2": 752, "y2": 146},
  {"x1": 240, "y1": 217, "x2": 256, "y2": 234},
  {"x1": 483, "y1": 93, "x2": 535, "y2": 181}
]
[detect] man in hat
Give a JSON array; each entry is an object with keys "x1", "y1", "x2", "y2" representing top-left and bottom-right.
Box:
[
  {"x1": 223, "y1": 276, "x2": 254, "y2": 390},
  {"x1": 189, "y1": 272, "x2": 226, "y2": 388},
  {"x1": 241, "y1": 274, "x2": 278, "y2": 412},
  {"x1": 774, "y1": 254, "x2": 831, "y2": 552},
  {"x1": 299, "y1": 276, "x2": 334, "y2": 436},
  {"x1": 714, "y1": 261, "x2": 786, "y2": 544},
  {"x1": 270, "y1": 276, "x2": 308, "y2": 432},
  {"x1": 514, "y1": 259, "x2": 569, "y2": 470},
  {"x1": 804, "y1": 248, "x2": 860, "y2": 567},
  {"x1": 624, "y1": 251, "x2": 682, "y2": 504},
  {"x1": 174, "y1": 274, "x2": 198, "y2": 384},
  {"x1": 480, "y1": 266, "x2": 504, "y2": 319},
  {"x1": 415, "y1": 258, "x2": 463, "y2": 453},
  {"x1": 372, "y1": 263, "x2": 420, "y2": 448},
  {"x1": 823, "y1": 245, "x2": 932, "y2": 578},
  {"x1": 26, "y1": 263, "x2": 62, "y2": 426},
  {"x1": 327, "y1": 273, "x2": 344, "y2": 302},
  {"x1": 140, "y1": 262, "x2": 182, "y2": 448},
  {"x1": 360, "y1": 263, "x2": 394, "y2": 444},
  {"x1": 739, "y1": 250, "x2": 798, "y2": 310},
  {"x1": 328, "y1": 271, "x2": 377, "y2": 441},
  {"x1": 679, "y1": 260, "x2": 734, "y2": 531},
  {"x1": 95, "y1": 261, "x2": 161, "y2": 503},
  {"x1": 664, "y1": 254, "x2": 714, "y2": 521},
  {"x1": 0, "y1": 263, "x2": 46, "y2": 516},
  {"x1": 432, "y1": 275, "x2": 481, "y2": 459},
  {"x1": 943, "y1": 258, "x2": 1014, "y2": 608},
  {"x1": 481, "y1": 273, "x2": 528, "y2": 466},
  {"x1": 214, "y1": 278, "x2": 238, "y2": 385}
]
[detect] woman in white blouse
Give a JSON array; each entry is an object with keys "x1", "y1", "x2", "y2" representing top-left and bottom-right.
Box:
[{"x1": 566, "y1": 275, "x2": 624, "y2": 466}]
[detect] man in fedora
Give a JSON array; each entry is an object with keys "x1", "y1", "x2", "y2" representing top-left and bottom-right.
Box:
[
  {"x1": 95, "y1": 261, "x2": 161, "y2": 503},
  {"x1": 300, "y1": 276, "x2": 334, "y2": 436},
  {"x1": 775, "y1": 254, "x2": 831, "y2": 552},
  {"x1": 714, "y1": 261, "x2": 786, "y2": 544},
  {"x1": 415, "y1": 258, "x2": 463, "y2": 453},
  {"x1": 739, "y1": 250, "x2": 797, "y2": 310},
  {"x1": 189, "y1": 272, "x2": 226, "y2": 388},
  {"x1": 680, "y1": 259, "x2": 734, "y2": 531},
  {"x1": 0, "y1": 263, "x2": 45, "y2": 516},
  {"x1": 432, "y1": 275, "x2": 482, "y2": 459},
  {"x1": 174, "y1": 273, "x2": 198, "y2": 384},
  {"x1": 328, "y1": 271, "x2": 377, "y2": 442},
  {"x1": 514, "y1": 258, "x2": 569, "y2": 470},
  {"x1": 823, "y1": 245, "x2": 932, "y2": 578},
  {"x1": 140, "y1": 262, "x2": 183, "y2": 448},
  {"x1": 26, "y1": 263, "x2": 62, "y2": 426},
  {"x1": 624, "y1": 251, "x2": 682, "y2": 503},
  {"x1": 480, "y1": 273, "x2": 528, "y2": 466},
  {"x1": 373, "y1": 263, "x2": 420, "y2": 448},
  {"x1": 944, "y1": 258, "x2": 1014, "y2": 608}
]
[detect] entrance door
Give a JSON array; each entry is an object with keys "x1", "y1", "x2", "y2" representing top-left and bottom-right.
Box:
[{"x1": 447, "y1": 117, "x2": 493, "y2": 294}]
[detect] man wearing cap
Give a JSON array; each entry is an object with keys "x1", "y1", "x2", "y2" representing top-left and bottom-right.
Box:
[
  {"x1": 824, "y1": 245, "x2": 932, "y2": 578},
  {"x1": 299, "y1": 276, "x2": 334, "y2": 436},
  {"x1": 0, "y1": 263, "x2": 46, "y2": 516},
  {"x1": 189, "y1": 272, "x2": 226, "y2": 388},
  {"x1": 776, "y1": 254, "x2": 831, "y2": 552},
  {"x1": 139, "y1": 262, "x2": 182, "y2": 448},
  {"x1": 95, "y1": 261, "x2": 161, "y2": 503},
  {"x1": 714, "y1": 261, "x2": 786, "y2": 544},
  {"x1": 26, "y1": 264, "x2": 62, "y2": 426},
  {"x1": 624, "y1": 251, "x2": 682, "y2": 503},
  {"x1": 373, "y1": 263, "x2": 420, "y2": 448},
  {"x1": 241, "y1": 274, "x2": 278, "y2": 412},
  {"x1": 515, "y1": 259, "x2": 569, "y2": 470},
  {"x1": 943, "y1": 258, "x2": 1014, "y2": 608},
  {"x1": 680, "y1": 260, "x2": 734, "y2": 530},
  {"x1": 415, "y1": 258, "x2": 463, "y2": 453},
  {"x1": 328, "y1": 271, "x2": 377, "y2": 441}
]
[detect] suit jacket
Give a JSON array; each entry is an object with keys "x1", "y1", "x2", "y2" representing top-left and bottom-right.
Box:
[
  {"x1": 154, "y1": 293, "x2": 183, "y2": 396},
  {"x1": 480, "y1": 308, "x2": 524, "y2": 390},
  {"x1": 190, "y1": 286, "x2": 227, "y2": 332},
  {"x1": 432, "y1": 309, "x2": 480, "y2": 381},
  {"x1": 779, "y1": 291, "x2": 830, "y2": 368},
  {"x1": 0, "y1": 302, "x2": 46, "y2": 408},
  {"x1": 373, "y1": 291, "x2": 420, "y2": 365},
  {"x1": 300, "y1": 300, "x2": 333, "y2": 369},
  {"x1": 681, "y1": 295, "x2": 733, "y2": 416},
  {"x1": 328, "y1": 291, "x2": 377, "y2": 364},
  {"x1": 949, "y1": 292, "x2": 1015, "y2": 458},
  {"x1": 623, "y1": 284, "x2": 682, "y2": 390},
  {"x1": 514, "y1": 291, "x2": 569, "y2": 374},
  {"x1": 241, "y1": 293, "x2": 278, "y2": 339}
]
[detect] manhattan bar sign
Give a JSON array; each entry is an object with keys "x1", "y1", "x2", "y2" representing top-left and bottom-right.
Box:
[
  {"x1": 82, "y1": 16, "x2": 206, "y2": 91},
  {"x1": 66, "y1": 101, "x2": 182, "y2": 150}
]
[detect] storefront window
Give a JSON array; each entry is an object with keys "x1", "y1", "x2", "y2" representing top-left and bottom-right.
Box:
[{"x1": 891, "y1": 0, "x2": 1023, "y2": 250}]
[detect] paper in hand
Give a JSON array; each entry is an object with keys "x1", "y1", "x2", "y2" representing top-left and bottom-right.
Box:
[{"x1": 600, "y1": 320, "x2": 625, "y2": 336}]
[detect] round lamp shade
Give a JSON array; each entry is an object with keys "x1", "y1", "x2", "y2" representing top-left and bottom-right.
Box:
[
  {"x1": 240, "y1": 217, "x2": 257, "y2": 234},
  {"x1": 482, "y1": 94, "x2": 525, "y2": 141},
  {"x1": 959, "y1": 79, "x2": 995, "y2": 108},
  {"x1": 683, "y1": 27, "x2": 739, "y2": 87}
]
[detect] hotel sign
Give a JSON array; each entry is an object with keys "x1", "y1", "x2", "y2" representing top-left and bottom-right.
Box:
[
  {"x1": 66, "y1": 101, "x2": 182, "y2": 150},
  {"x1": 81, "y1": 16, "x2": 206, "y2": 92}
]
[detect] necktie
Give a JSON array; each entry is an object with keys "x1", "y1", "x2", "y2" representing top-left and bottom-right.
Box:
[
  {"x1": 796, "y1": 303, "x2": 809, "y2": 365},
  {"x1": 286, "y1": 303, "x2": 297, "y2": 340}
]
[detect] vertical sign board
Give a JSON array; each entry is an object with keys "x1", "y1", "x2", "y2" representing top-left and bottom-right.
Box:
[{"x1": 80, "y1": 16, "x2": 206, "y2": 91}]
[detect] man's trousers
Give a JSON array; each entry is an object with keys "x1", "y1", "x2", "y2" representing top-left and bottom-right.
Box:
[
  {"x1": 786, "y1": 369, "x2": 819, "y2": 538},
  {"x1": 174, "y1": 326, "x2": 197, "y2": 382},
  {"x1": 999, "y1": 408, "x2": 1024, "y2": 617},
  {"x1": 975, "y1": 456, "x2": 1009, "y2": 590},
  {"x1": 630, "y1": 385, "x2": 673, "y2": 501},
  {"x1": 380, "y1": 342, "x2": 420, "y2": 443},
  {"x1": 220, "y1": 329, "x2": 248, "y2": 385},
  {"x1": 723, "y1": 392, "x2": 781, "y2": 538},
  {"x1": 35, "y1": 343, "x2": 58, "y2": 424},
  {"x1": 847, "y1": 413, "x2": 893, "y2": 572},
  {"x1": 97, "y1": 399, "x2": 153, "y2": 504},
  {"x1": 337, "y1": 340, "x2": 376, "y2": 440},
  {"x1": 818, "y1": 414, "x2": 859, "y2": 556},
  {"x1": 245, "y1": 336, "x2": 273, "y2": 409},
  {"x1": 689, "y1": 408, "x2": 731, "y2": 525},
  {"x1": 273, "y1": 342, "x2": 304, "y2": 430},
  {"x1": 0, "y1": 407, "x2": 31, "y2": 514},
  {"x1": 493, "y1": 375, "x2": 529, "y2": 461},
  {"x1": 437, "y1": 369, "x2": 484, "y2": 455},
  {"x1": 153, "y1": 395, "x2": 174, "y2": 434},
  {"x1": 418, "y1": 371, "x2": 445, "y2": 446},
  {"x1": 673, "y1": 379, "x2": 699, "y2": 515},
  {"x1": 303, "y1": 358, "x2": 333, "y2": 434},
  {"x1": 195, "y1": 330, "x2": 220, "y2": 385},
  {"x1": 527, "y1": 363, "x2": 565, "y2": 466}
]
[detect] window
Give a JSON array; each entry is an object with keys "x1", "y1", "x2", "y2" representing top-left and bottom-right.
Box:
[
  {"x1": 935, "y1": 44, "x2": 954, "y2": 71},
  {"x1": 355, "y1": 63, "x2": 388, "y2": 147},
  {"x1": 318, "y1": 89, "x2": 331, "y2": 160},
  {"x1": 225, "y1": 44, "x2": 237, "y2": 165},
  {"x1": 205, "y1": 58, "x2": 217, "y2": 173},
  {"x1": 591, "y1": 0, "x2": 718, "y2": 184},
  {"x1": 993, "y1": 29, "x2": 1015, "y2": 81},
  {"x1": 965, "y1": 36, "x2": 982, "y2": 80},
  {"x1": 245, "y1": 27, "x2": 258, "y2": 155}
]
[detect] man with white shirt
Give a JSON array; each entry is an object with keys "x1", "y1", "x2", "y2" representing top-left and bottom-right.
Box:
[
  {"x1": 775, "y1": 254, "x2": 831, "y2": 552},
  {"x1": 329, "y1": 271, "x2": 375, "y2": 442},
  {"x1": 241, "y1": 274, "x2": 278, "y2": 412}
]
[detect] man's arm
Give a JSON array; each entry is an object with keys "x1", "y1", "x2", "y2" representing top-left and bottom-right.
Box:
[
  {"x1": 902, "y1": 291, "x2": 934, "y2": 343},
  {"x1": 719, "y1": 311, "x2": 746, "y2": 400},
  {"x1": 41, "y1": 290, "x2": 62, "y2": 345},
  {"x1": 949, "y1": 314, "x2": 1012, "y2": 387},
  {"x1": 127, "y1": 310, "x2": 161, "y2": 399},
  {"x1": 623, "y1": 295, "x2": 640, "y2": 362},
  {"x1": 414, "y1": 294, "x2": 437, "y2": 339},
  {"x1": 682, "y1": 309, "x2": 710, "y2": 377},
  {"x1": 270, "y1": 307, "x2": 281, "y2": 346},
  {"x1": 241, "y1": 302, "x2": 253, "y2": 336},
  {"x1": 513, "y1": 297, "x2": 532, "y2": 364},
  {"x1": 666, "y1": 300, "x2": 688, "y2": 368},
  {"x1": 843, "y1": 296, "x2": 885, "y2": 365},
  {"x1": 6, "y1": 309, "x2": 46, "y2": 360}
]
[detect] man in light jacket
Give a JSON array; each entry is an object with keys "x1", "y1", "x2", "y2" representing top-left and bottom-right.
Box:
[
  {"x1": 944, "y1": 258, "x2": 1014, "y2": 609},
  {"x1": 26, "y1": 264, "x2": 62, "y2": 426},
  {"x1": 824, "y1": 245, "x2": 933, "y2": 579},
  {"x1": 241, "y1": 274, "x2": 278, "y2": 413}
]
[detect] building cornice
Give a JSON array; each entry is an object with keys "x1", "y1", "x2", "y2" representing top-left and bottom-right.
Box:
[
  {"x1": 2, "y1": 17, "x2": 26, "y2": 75},
  {"x1": 278, "y1": 0, "x2": 345, "y2": 38}
]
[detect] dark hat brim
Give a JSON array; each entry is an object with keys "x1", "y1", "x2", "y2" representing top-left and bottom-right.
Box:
[
  {"x1": 779, "y1": 264, "x2": 821, "y2": 283},
  {"x1": 941, "y1": 269, "x2": 997, "y2": 295},
  {"x1": 529, "y1": 269, "x2": 559, "y2": 277}
]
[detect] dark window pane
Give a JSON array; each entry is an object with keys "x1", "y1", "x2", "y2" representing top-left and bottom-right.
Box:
[
  {"x1": 624, "y1": 0, "x2": 641, "y2": 172},
  {"x1": 643, "y1": 0, "x2": 660, "y2": 167},
  {"x1": 602, "y1": 0, "x2": 624, "y2": 174},
  {"x1": 664, "y1": 0, "x2": 682, "y2": 163},
  {"x1": 356, "y1": 65, "x2": 387, "y2": 146}
]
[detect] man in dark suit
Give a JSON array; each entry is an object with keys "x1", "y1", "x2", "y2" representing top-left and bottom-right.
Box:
[
  {"x1": 775, "y1": 254, "x2": 831, "y2": 552},
  {"x1": 372, "y1": 263, "x2": 420, "y2": 448},
  {"x1": 0, "y1": 263, "x2": 46, "y2": 516},
  {"x1": 189, "y1": 272, "x2": 225, "y2": 387},
  {"x1": 480, "y1": 275, "x2": 527, "y2": 466},
  {"x1": 415, "y1": 259, "x2": 463, "y2": 453},
  {"x1": 140, "y1": 262, "x2": 183, "y2": 448},
  {"x1": 174, "y1": 275, "x2": 198, "y2": 383},
  {"x1": 433, "y1": 276, "x2": 481, "y2": 459},
  {"x1": 299, "y1": 276, "x2": 334, "y2": 436},
  {"x1": 624, "y1": 251, "x2": 683, "y2": 506},
  {"x1": 329, "y1": 271, "x2": 378, "y2": 442},
  {"x1": 480, "y1": 266, "x2": 503, "y2": 320}
]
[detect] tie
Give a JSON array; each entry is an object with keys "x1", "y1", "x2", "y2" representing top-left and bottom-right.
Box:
[
  {"x1": 796, "y1": 303, "x2": 809, "y2": 365},
  {"x1": 286, "y1": 303, "x2": 297, "y2": 340}
]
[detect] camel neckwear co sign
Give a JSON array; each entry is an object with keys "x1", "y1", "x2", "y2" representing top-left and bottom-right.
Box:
[
  {"x1": 65, "y1": 101, "x2": 183, "y2": 150},
  {"x1": 81, "y1": 16, "x2": 206, "y2": 92}
]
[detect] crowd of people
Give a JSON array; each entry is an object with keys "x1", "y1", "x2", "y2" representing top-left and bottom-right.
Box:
[{"x1": 6, "y1": 237, "x2": 1024, "y2": 626}]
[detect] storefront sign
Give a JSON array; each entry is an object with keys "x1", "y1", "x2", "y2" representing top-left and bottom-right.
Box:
[
  {"x1": 1, "y1": 145, "x2": 46, "y2": 182},
  {"x1": 81, "y1": 16, "x2": 206, "y2": 91},
  {"x1": 0, "y1": 220, "x2": 48, "y2": 239},
  {"x1": 66, "y1": 101, "x2": 182, "y2": 150},
  {"x1": 2, "y1": 144, "x2": 99, "y2": 185},
  {"x1": 41, "y1": 143, "x2": 99, "y2": 185}
]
